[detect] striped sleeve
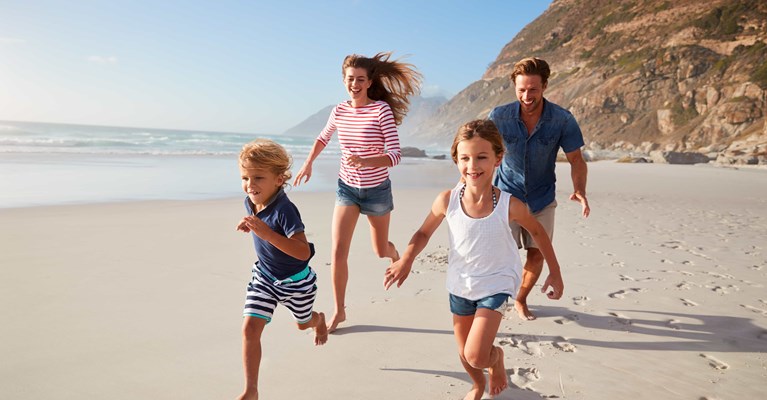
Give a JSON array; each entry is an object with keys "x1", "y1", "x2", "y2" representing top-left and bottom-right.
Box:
[
  {"x1": 378, "y1": 103, "x2": 401, "y2": 167},
  {"x1": 316, "y1": 106, "x2": 337, "y2": 146}
]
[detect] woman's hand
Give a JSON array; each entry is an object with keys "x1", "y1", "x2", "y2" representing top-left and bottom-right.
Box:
[{"x1": 293, "y1": 163, "x2": 313, "y2": 186}]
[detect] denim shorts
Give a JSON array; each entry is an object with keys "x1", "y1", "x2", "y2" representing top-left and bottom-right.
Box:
[
  {"x1": 449, "y1": 293, "x2": 510, "y2": 316},
  {"x1": 335, "y1": 178, "x2": 394, "y2": 216}
]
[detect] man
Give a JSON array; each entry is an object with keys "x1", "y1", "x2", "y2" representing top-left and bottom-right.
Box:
[{"x1": 489, "y1": 57, "x2": 590, "y2": 320}]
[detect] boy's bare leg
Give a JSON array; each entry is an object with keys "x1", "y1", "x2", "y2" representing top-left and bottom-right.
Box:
[
  {"x1": 238, "y1": 316, "x2": 267, "y2": 400},
  {"x1": 298, "y1": 311, "x2": 328, "y2": 345},
  {"x1": 516, "y1": 248, "x2": 544, "y2": 320},
  {"x1": 453, "y1": 314, "x2": 486, "y2": 400},
  {"x1": 328, "y1": 206, "x2": 360, "y2": 333}
]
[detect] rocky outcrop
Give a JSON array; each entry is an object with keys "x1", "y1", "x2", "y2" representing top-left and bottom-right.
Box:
[{"x1": 409, "y1": 0, "x2": 767, "y2": 165}]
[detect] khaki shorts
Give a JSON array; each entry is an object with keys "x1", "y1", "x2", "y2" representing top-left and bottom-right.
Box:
[{"x1": 510, "y1": 200, "x2": 556, "y2": 249}]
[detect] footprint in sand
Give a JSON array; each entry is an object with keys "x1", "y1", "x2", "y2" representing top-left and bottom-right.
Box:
[
  {"x1": 414, "y1": 288, "x2": 431, "y2": 296},
  {"x1": 499, "y1": 335, "x2": 544, "y2": 357},
  {"x1": 509, "y1": 367, "x2": 541, "y2": 389},
  {"x1": 572, "y1": 296, "x2": 590, "y2": 306},
  {"x1": 739, "y1": 304, "x2": 767, "y2": 316},
  {"x1": 608, "y1": 288, "x2": 645, "y2": 299},
  {"x1": 611, "y1": 261, "x2": 626, "y2": 268},
  {"x1": 708, "y1": 285, "x2": 739, "y2": 295},
  {"x1": 699, "y1": 353, "x2": 729, "y2": 370},
  {"x1": 554, "y1": 314, "x2": 579, "y2": 325},
  {"x1": 666, "y1": 319, "x2": 681, "y2": 330},
  {"x1": 681, "y1": 298, "x2": 699, "y2": 307},
  {"x1": 552, "y1": 337, "x2": 577, "y2": 353},
  {"x1": 706, "y1": 272, "x2": 735, "y2": 280},
  {"x1": 609, "y1": 312, "x2": 632, "y2": 325}
]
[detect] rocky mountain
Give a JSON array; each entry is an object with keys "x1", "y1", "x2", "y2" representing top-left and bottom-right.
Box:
[
  {"x1": 410, "y1": 0, "x2": 767, "y2": 165},
  {"x1": 282, "y1": 96, "x2": 447, "y2": 143}
]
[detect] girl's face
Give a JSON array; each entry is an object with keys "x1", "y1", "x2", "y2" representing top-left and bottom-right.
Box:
[
  {"x1": 344, "y1": 67, "x2": 372, "y2": 103},
  {"x1": 240, "y1": 162, "x2": 285, "y2": 207},
  {"x1": 455, "y1": 136, "x2": 502, "y2": 186}
]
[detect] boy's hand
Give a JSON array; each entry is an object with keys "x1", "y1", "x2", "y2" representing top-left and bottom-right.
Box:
[
  {"x1": 238, "y1": 216, "x2": 274, "y2": 240},
  {"x1": 236, "y1": 218, "x2": 250, "y2": 233},
  {"x1": 383, "y1": 260, "x2": 411, "y2": 290},
  {"x1": 541, "y1": 273, "x2": 564, "y2": 300}
]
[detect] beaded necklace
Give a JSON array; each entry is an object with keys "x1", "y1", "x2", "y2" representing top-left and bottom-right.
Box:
[{"x1": 459, "y1": 183, "x2": 497, "y2": 209}]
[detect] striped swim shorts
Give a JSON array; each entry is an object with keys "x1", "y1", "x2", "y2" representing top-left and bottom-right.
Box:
[{"x1": 243, "y1": 262, "x2": 318, "y2": 324}]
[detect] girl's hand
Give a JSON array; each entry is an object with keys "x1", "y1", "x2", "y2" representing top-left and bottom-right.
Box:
[
  {"x1": 293, "y1": 163, "x2": 313, "y2": 186},
  {"x1": 383, "y1": 260, "x2": 411, "y2": 290}
]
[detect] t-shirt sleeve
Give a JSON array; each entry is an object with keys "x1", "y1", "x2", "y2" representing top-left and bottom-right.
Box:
[
  {"x1": 560, "y1": 113, "x2": 585, "y2": 154},
  {"x1": 276, "y1": 201, "x2": 305, "y2": 238},
  {"x1": 243, "y1": 196, "x2": 254, "y2": 215},
  {"x1": 316, "y1": 105, "x2": 338, "y2": 146}
]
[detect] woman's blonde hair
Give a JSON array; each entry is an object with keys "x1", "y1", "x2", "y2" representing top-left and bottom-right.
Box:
[
  {"x1": 239, "y1": 139, "x2": 293, "y2": 186},
  {"x1": 342, "y1": 52, "x2": 422, "y2": 125},
  {"x1": 450, "y1": 120, "x2": 505, "y2": 163}
]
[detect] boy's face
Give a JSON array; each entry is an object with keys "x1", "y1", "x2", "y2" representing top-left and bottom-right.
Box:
[{"x1": 239, "y1": 162, "x2": 285, "y2": 207}]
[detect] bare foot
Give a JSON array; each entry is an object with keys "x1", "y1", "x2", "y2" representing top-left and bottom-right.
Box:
[
  {"x1": 326, "y1": 310, "x2": 346, "y2": 333},
  {"x1": 488, "y1": 346, "x2": 508, "y2": 396},
  {"x1": 314, "y1": 312, "x2": 328, "y2": 345},
  {"x1": 463, "y1": 385, "x2": 484, "y2": 400},
  {"x1": 236, "y1": 390, "x2": 258, "y2": 400},
  {"x1": 515, "y1": 300, "x2": 536, "y2": 320}
]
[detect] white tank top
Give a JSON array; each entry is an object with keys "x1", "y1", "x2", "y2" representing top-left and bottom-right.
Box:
[{"x1": 445, "y1": 184, "x2": 522, "y2": 300}]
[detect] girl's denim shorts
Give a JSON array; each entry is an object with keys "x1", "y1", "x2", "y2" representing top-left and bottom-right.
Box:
[
  {"x1": 449, "y1": 293, "x2": 510, "y2": 316},
  {"x1": 335, "y1": 178, "x2": 394, "y2": 216}
]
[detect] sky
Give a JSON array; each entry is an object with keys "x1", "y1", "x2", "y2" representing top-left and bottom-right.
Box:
[{"x1": 0, "y1": 0, "x2": 551, "y2": 134}]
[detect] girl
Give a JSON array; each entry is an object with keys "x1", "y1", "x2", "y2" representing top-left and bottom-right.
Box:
[
  {"x1": 293, "y1": 52, "x2": 422, "y2": 332},
  {"x1": 236, "y1": 139, "x2": 327, "y2": 400},
  {"x1": 383, "y1": 120, "x2": 564, "y2": 399}
]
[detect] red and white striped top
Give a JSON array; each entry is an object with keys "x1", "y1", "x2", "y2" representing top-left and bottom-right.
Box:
[{"x1": 317, "y1": 100, "x2": 402, "y2": 188}]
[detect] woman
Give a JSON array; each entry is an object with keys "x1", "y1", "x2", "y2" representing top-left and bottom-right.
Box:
[{"x1": 293, "y1": 52, "x2": 422, "y2": 332}]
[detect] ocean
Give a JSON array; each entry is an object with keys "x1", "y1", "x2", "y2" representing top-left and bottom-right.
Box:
[{"x1": 0, "y1": 120, "x2": 449, "y2": 208}]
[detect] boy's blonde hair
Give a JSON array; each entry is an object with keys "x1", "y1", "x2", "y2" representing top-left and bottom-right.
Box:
[
  {"x1": 450, "y1": 120, "x2": 505, "y2": 163},
  {"x1": 239, "y1": 139, "x2": 293, "y2": 185}
]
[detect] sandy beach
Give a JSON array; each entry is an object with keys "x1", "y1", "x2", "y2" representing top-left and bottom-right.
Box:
[{"x1": 1, "y1": 160, "x2": 766, "y2": 399}]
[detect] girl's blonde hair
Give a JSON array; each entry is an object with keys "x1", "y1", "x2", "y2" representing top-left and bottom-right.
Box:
[
  {"x1": 342, "y1": 52, "x2": 422, "y2": 125},
  {"x1": 450, "y1": 120, "x2": 505, "y2": 163},
  {"x1": 239, "y1": 139, "x2": 293, "y2": 186}
]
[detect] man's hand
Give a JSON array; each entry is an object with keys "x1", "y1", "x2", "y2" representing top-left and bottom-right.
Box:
[{"x1": 570, "y1": 192, "x2": 590, "y2": 218}]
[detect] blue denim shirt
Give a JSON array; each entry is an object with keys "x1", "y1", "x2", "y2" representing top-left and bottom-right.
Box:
[{"x1": 489, "y1": 99, "x2": 584, "y2": 213}]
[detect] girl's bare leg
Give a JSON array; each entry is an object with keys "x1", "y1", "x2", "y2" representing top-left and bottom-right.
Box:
[
  {"x1": 328, "y1": 205, "x2": 360, "y2": 333},
  {"x1": 463, "y1": 308, "x2": 508, "y2": 396},
  {"x1": 367, "y1": 213, "x2": 399, "y2": 261},
  {"x1": 453, "y1": 314, "x2": 486, "y2": 400}
]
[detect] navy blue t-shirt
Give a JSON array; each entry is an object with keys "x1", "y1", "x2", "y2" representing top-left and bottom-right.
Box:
[{"x1": 244, "y1": 189, "x2": 314, "y2": 280}]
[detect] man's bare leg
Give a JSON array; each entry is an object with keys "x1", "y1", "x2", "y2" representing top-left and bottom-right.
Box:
[{"x1": 516, "y1": 248, "x2": 544, "y2": 320}]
